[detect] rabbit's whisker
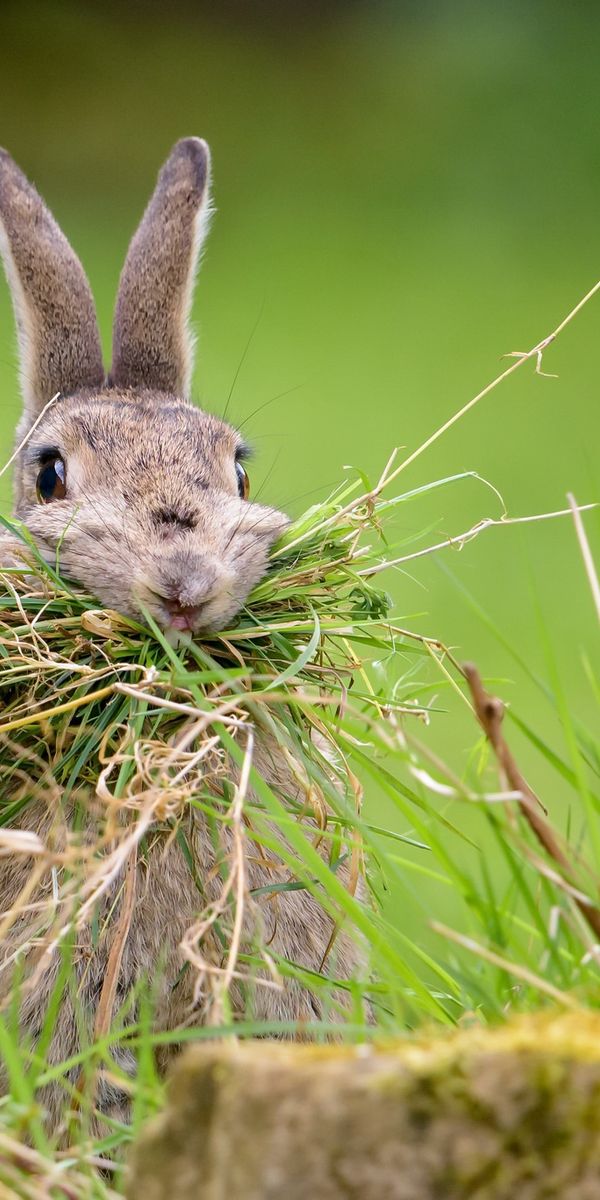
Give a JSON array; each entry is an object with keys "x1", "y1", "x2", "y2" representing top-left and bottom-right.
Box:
[
  {"x1": 221, "y1": 511, "x2": 247, "y2": 556},
  {"x1": 76, "y1": 489, "x2": 138, "y2": 576},
  {"x1": 252, "y1": 450, "x2": 282, "y2": 504},
  {"x1": 227, "y1": 514, "x2": 280, "y2": 563},
  {"x1": 221, "y1": 295, "x2": 266, "y2": 423},
  {"x1": 237, "y1": 380, "x2": 305, "y2": 431}
]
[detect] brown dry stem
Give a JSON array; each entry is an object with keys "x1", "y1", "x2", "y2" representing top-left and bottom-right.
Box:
[{"x1": 463, "y1": 662, "x2": 600, "y2": 943}]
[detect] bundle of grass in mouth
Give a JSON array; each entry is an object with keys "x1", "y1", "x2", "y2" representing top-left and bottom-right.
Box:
[{"x1": 0, "y1": 136, "x2": 436, "y2": 1136}]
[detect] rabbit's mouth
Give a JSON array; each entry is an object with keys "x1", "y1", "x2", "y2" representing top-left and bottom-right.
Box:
[
  {"x1": 136, "y1": 587, "x2": 213, "y2": 634},
  {"x1": 163, "y1": 602, "x2": 204, "y2": 632},
  {"x1": 132, "y1": 566, "x2": 239, "y2": 636}
]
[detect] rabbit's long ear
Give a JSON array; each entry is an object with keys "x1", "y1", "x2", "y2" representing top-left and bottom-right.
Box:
[
  {"x1": 111, "y1": 138, "x2": 211, "y2": 398},
  {"x1": 0, "y1": 149, "x2": 104, "y2": 420}
]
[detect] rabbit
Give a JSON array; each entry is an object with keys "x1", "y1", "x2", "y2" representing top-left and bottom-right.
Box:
[{"x1": 0, "y1": 140, "x2": 367, "y2": 1136}]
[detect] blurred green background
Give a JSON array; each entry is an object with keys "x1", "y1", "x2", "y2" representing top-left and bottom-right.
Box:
[{"x1": 0, "y1": 0, "x2": 598, "y2": 947}]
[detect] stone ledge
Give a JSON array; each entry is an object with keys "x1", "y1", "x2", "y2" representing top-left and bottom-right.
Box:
[{"x1": 126, "y1": 1013, "x2": 600, "y2": 1199}]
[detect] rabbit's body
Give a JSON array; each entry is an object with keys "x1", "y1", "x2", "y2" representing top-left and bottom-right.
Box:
[{"x1": 0, "y1": 140, "x2": 365, "y2": 1132}]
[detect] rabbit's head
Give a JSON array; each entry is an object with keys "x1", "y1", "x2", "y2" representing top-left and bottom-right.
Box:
[{"x1": 0, "y1": 139, "x2": 287, "y2": 633}]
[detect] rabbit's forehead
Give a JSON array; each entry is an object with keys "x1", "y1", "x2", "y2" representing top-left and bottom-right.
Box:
[{"x1": 30, "y1": 393, "x2": 241, "y2": 479}]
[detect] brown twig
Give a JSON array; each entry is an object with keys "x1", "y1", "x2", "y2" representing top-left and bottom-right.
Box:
[
  {"x1": 463, "y1": 662, "x2": 600, "y2": 943},
  {"x1": 93, "y1": 849, "x2": 137, "y2": 1043},
  {"x1": 73, "y1": 848, "x2": 137, "y2": 1111}
]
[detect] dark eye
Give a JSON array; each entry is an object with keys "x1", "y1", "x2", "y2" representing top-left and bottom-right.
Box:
[
  {"x1": 235, "y1": 459, "x2": 250, "y2": 500},
  {"x1": 36, "y1": 457, "x2": 66, "y2": 504}
]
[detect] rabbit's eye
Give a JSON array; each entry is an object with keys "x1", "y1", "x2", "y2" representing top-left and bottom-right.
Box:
[
  {"x1": 235, "y1": 460, "x2": 250, "y2": 500},
  {"x1": 36, "y1": 457, "x2": 66, "y2": 503}
]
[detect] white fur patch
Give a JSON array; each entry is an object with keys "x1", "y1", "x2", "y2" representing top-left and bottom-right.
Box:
[
  {"x1": 180, "y1": 161, "x2": 215, "y2": 398},
  {"x1": 0, "y1": 215, "x2": 40, "y2": 418}
]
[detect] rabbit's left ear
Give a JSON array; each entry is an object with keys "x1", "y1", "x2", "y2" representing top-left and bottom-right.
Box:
[
  {"x1": 111, "y1": 137, "x2": 212, "y2": 398},
  {"x1": 0, "y1": 150, "x2": 105, "y2": 421}
]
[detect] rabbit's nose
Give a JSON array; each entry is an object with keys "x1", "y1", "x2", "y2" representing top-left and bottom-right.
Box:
[
  {"x1": 166, "y1": 575, "x2": 217, "y2": 608},
  {"x1": 153, "y1": 552, "x2": 233, "y2": 628}
]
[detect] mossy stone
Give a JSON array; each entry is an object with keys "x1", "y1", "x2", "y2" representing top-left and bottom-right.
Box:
[{"x1": 126, "y1": 1013, "x2": 600, "y2": 1199}]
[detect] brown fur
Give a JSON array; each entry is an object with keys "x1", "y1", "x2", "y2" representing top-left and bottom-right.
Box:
[
  {"x1": 0, "y1": 149, "x2": 104, "y2": 438},
  {"x1": 111, "y1": 137, "x2": 211, "y2": 396},
  {"x1": 0, "y1": 140, "x2": 365, "y2": 1134}
]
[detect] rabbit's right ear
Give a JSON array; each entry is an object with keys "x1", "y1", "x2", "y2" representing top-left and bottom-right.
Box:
[
  {"x1": 110, "y1": 138, "x2": 212, "y2": 398},
  {"x1": 0, "y1": 150, "x2": 104, "y2": 422}
]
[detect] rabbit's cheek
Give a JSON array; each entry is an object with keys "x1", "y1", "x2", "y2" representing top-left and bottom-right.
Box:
[{"x1": 17, "y1": 505, "x2": 74, "y2": 553}]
